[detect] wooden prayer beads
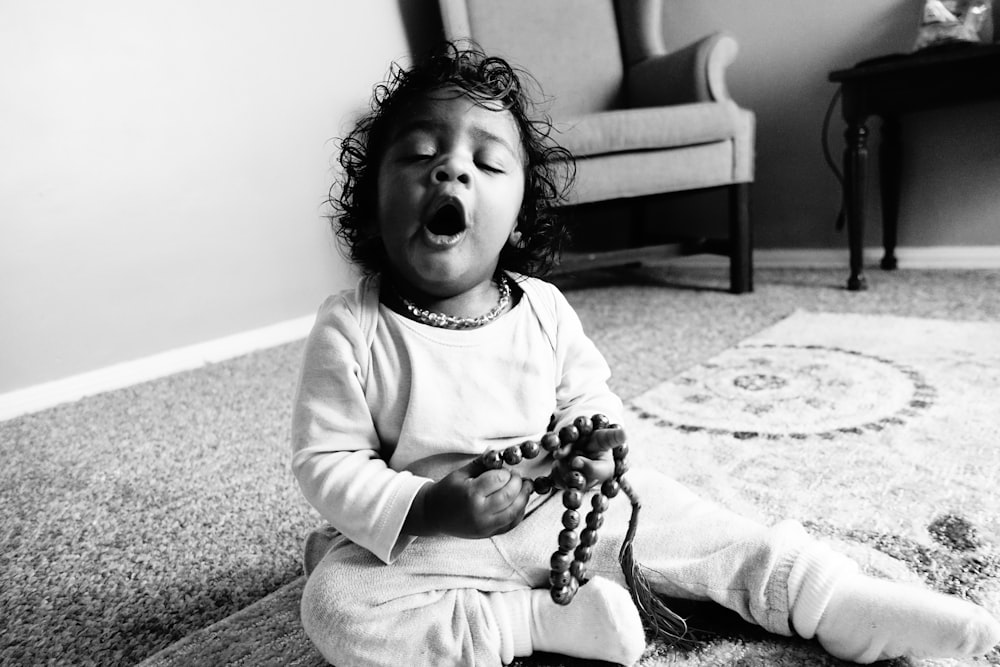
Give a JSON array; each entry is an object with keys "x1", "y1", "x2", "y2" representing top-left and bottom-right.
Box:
[{"x1": 478, "y1": 414, "x2": 630, "y2": 605}]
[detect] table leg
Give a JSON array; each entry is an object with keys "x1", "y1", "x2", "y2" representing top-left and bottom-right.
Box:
[
  {"x1": 844, "y1": 122, "x2": 869, "y2": 291},
  {"x1": 879, "y1": 116, "x2": 901, "y2": 270},
  {"x1": 728, "y1": 182, "x2": 752, "y2": 294}
]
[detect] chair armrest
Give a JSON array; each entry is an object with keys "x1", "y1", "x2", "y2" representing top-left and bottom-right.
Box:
[{"x1": 626, "y1": 32, "x2": 739, "y2": 107}]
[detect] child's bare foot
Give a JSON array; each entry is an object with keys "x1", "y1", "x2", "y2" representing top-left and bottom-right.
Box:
[
  {"x1": 530, "y1": 576, "x2": 645, "y2": 665},
  {"x1": 815, "y1": 575, "x2": 1000, "y2": 663}
]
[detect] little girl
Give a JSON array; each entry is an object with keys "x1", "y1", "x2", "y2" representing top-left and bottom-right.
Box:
[{"x1": 291, "y1": 42, "x2": 1000, "y2": 666}]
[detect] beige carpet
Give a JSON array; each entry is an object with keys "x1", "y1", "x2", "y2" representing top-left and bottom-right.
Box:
[{"x1": 141, "y1": 311, "x2": 1000, "y2": 667}]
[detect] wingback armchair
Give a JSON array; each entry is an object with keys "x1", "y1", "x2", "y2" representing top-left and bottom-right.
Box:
[{"x1": 438, "y1": 0, "x2": 756, "y2": 293}]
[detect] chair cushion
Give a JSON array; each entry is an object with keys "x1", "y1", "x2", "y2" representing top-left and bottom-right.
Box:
[
  {"x1": 567, "y1": 142, "x2": 738, "y2": 205},
  {"x1": 562, "y1": 106, "x2": 755, "y2": 205},
  {"x1": 554, "y1": 101, "x2": 746, "y2": 157}
]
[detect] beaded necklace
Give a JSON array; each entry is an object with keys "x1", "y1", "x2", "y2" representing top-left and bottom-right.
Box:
[
  {"x1": 397, "y1": 275, "x2": 510, "y2": 330},
  {"x1": 479, "y1": 413, "x2": 690, "y2": 644}
]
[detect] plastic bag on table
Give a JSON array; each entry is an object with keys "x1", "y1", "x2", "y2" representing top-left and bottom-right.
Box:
[{"x1": 914, "y1": 0, "x2": 993, "y2": 50}]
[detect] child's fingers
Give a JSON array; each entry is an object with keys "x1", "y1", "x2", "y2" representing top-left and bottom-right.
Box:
[
  {"x1": 488, "y1": 477, "x2": 533, "y2": 535},
  {"x1": 481, "y1": 468, "x2": 525, "y2": 506},
  {"x1": 552, "y1": 442, "x2": 574, "y2": 460},
  {"x1": 467, "y1": 453, "x2": 499, "y2": 477},
  {"x1": 562, "y1": 455, "x2": 615, "y2": 489},
  {"x1": 572, "y1": 455, "x2": 612, "y2": 479},
  {"x1": 586, "y1": 426, "x2": 626, "y2": 453},
  {"x1": 473, "y1": 467, "x2": 515, "y2": 496}
]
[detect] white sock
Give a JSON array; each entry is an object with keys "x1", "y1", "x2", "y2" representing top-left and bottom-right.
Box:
[
  {"x1": 808, "y1": 574, "x2": 1000, "y2": 663},
  {"x1": 487, "y1": 577, "x2": 645, "y2": 665},
  {"x1": 530, "y1": 577, "x2": 645, "y2": 665},
  {"x1": 484, "y1": 589, "x2": 534, "y2": 664}
]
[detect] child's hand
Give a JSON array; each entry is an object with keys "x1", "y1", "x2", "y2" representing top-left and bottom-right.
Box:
[
  {"x1": 553, "y1": 425, "x2": 625, "y2": 490},
  {"x1": 418, "y1": 457, "x2": 533, "y2": 539}
]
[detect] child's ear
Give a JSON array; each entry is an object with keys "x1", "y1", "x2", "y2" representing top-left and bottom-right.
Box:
[{"x1": 508, "y1": 227, "x2": 523, "y2": 247}]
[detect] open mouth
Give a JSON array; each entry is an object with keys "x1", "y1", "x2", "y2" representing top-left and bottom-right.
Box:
[{"x1": 424, "y1": 201, "x2": 466, "y2": 237}]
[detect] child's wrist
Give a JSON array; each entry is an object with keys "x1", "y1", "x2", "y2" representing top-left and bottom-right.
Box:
[{"x1": 404, "y1": 483, "x2": 437, "y2": 537}]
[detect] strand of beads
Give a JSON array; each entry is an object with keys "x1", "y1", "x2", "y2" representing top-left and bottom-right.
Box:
[
  {"x1": 478, "y1": 413, "x2": 630, "y2": 606},
  {"x1": 480, "y1": 436, "x2": 542, "y2": 469}
]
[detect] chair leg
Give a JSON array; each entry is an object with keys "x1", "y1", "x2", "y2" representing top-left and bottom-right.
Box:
[{"x1": 728, "y1": 182, "x2": 753, "y2": 294}]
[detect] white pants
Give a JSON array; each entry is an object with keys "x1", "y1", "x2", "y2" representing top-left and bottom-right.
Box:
[{"x1": 301, "y1": 469, "x2": 836, "y2": 666}]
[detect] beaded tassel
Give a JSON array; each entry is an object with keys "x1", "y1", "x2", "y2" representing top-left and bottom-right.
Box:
[
  {"x1": 478, "y1": 414, "x2": 689, "y2": 644},
  {"x1": 617, "y1": 474, "x2": 690, "y2": 643}
]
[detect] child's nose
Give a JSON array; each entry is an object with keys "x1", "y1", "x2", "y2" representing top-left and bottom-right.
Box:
[{"x1": 432, "y1": 158, "x2": 471, "y2": 185}]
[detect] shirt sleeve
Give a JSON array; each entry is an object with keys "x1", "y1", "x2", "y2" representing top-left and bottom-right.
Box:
[
  {"x1": 549, "y1": 286, "x2": 625, "y2": 430},
  {"x1": 290, "y1": 292, "x2": 431, "y2": 564}
]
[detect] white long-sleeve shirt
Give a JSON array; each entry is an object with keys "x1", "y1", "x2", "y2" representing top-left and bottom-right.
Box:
[{"x1": 290, "y1": 273, "x2": 623, "y2": 563}]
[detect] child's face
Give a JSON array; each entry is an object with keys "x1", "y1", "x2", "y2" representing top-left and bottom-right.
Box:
[{"x1": 376, "y1": 88, "x2": 525, "y2": 299}]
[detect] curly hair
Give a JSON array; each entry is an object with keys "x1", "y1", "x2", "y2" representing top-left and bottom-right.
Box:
[{"x1": 329, "y1": 41, "x2": 576, "y2": 277}]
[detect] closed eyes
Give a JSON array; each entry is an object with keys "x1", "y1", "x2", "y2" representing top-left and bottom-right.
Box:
[
  {"x1": 397, "y1": 150, "x2": 508, "y2": 174},
  {"x1": 476, "y1": 160, "x2": 506, "y2": 174}
]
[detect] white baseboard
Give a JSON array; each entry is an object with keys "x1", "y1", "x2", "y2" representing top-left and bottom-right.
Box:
[
  {"x1": 669, "y1": 245, "x2": 1000, "y2": 269},
  {"x1": 0, "y1": 315, "x2": 316, "y2": 422}
]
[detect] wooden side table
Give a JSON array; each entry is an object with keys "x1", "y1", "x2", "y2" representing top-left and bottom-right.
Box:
[{"x1": 829, "y1": 43, "x2": 1000, "y2": 290}]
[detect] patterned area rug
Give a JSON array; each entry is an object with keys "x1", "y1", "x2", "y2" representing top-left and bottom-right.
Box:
[{"x1": 141, "y1": 311, "x2": 1000, "y2": 667}]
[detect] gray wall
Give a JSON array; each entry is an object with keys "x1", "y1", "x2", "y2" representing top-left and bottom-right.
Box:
[
  {"x1": 1, "y1": 1, "x2": 412, "y2": 392},
  {"x1": 658, "y1": 0, "x2": 1000, "y2": 249}
]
